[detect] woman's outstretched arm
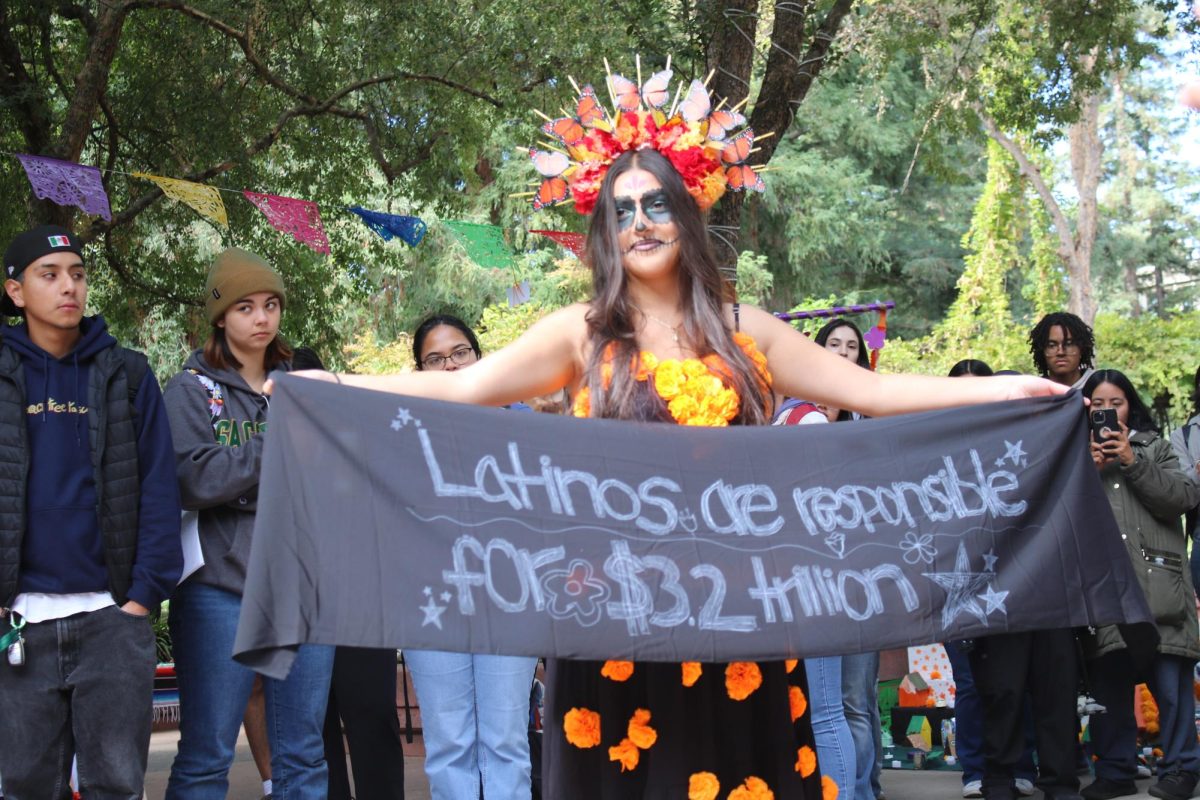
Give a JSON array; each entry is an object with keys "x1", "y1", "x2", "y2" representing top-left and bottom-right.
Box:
[
  {"x1": 282, "y1": 303, "x2": 588, "y2": 406},
  {"x1": 739, "y1": 305, "x2": 1067, "y2": 416}
]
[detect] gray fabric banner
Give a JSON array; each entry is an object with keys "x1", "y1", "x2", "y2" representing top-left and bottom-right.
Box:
[{"x1": 234, "y1": 375, "x2": 1152, "y2": 679}]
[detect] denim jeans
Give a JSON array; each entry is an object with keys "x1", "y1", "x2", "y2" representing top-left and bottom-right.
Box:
[
  {"x1": 843, "y1": 651, "x2": 881, "y2": 800},
  {"x1": 405, "y1": 649, "x2": 537, "y2": 800},
  {"x1": 1148, "y1": 654, "x2": 1200, "y2": 778},
  {"x1": 165, "y1": 581, "x2": 334, "y2": 800},
  {"x1": 0, "y1": 605, "x2": 156, "y2": 800},
  {"x1": 808, "y1": 656, "x2": 856, "y2": 797}
]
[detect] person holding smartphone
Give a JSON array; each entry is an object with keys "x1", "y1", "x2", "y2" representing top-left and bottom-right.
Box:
[{"x1": 1080, "y1": 370, "x2": 1200, "y2": 800}]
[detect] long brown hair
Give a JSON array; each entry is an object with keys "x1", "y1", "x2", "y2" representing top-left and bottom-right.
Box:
[{"x1": 582, "y1": 149, "x2": 770, "y2": 425}]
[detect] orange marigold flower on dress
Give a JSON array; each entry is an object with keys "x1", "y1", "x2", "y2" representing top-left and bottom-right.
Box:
[
  {"x1": 821, "y1": 774, "x2": 839, "y2": 800},
  {"x1": 668, "y1": 394, "x2": 704, "y2": 425},
  {"x1": 563, "y1": 707, "x2": 601, "y2": 749},
  {"x1": 726, "y1": 661, "x2": 763, "y2": 701},
  {"x1": 600, "y1": 660, "x2": 633, "y2": 682},
  {"x1": 728, "y1": 775, "x2": 775, "y2": 800},
  {"x1": 688, "y1": 771, "x2": 720, "y2": 800},
  {"x1": 608, "y1": 737, "x2": 639, "y2": 771},
  {"x1": 627, "y1": 708, "x2": 658, "y2": 749},
  {"x1": 600, "y1": 362, "x2": 614, "y2": 389},
  {"x1": 795, "y1": 745, "x2": 817, "y2": 777},
  {"x1": 785, "y1": 659, "x2": 798, "y2": 673},
  {"x1": 790, "y1": 685, "x2": 808, "y2": 721},
  {"x1": 682, "y1": 359, "x2": 710, "y2": 379},
  {"x1": 682, "y1": 661, "x2": 703, "y2": 687},
  {"x1": 654, "y1": 360, "x2": 685, "y2": 399},
  {"x1": 572, "y1": 387, "x2": 591, "y2": 417},
  {"x1": 633, "y1": 351, "x2": 658, "y2": 381}
]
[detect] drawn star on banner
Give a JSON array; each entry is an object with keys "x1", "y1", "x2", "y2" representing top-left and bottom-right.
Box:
[
  {"x1": 982, "y1": 548, "x2": 999, "y2": 573},
  {"x1": 978, "y1": 584, "x2": 1010, "y2": 615},
  {"x1": 923, "y1": 542, "x2": 995, "y2": 630},
  {"x1": 420, "y1": 596, "x2": 447, "y2": 630},
  {"x1": 996, "y1": 440, "x2": 1027, "y2": 469}
]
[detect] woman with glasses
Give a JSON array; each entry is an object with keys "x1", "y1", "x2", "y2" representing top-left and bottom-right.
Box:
[{"x1": 404, "y1": 313, "x2": 538, "y2": 799}]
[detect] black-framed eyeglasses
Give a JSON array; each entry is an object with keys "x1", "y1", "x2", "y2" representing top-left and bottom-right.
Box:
[
  {"x1": 422, "y1": 346, "x2": 477, "y2": 370},
  {"x1": 1043, "y1": 340, "x2": 1080, "y2": 354}
]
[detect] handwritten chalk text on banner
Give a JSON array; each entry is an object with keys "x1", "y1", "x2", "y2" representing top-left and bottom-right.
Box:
[{"x1": 234, "y1": 378, "x2": 1151, "y2": 679}]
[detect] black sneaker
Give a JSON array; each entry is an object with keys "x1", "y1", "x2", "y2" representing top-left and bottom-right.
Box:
[
  {"x1": 1081, "y1": 777, "x2": 1138, "y2": 799},
  {"x1": 1149, "y1": 771, "x2": 1200, "y2": 800}
]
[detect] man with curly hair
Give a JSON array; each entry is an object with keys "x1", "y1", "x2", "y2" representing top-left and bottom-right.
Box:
[{"x1": 1028, "y1": 312, "x2": 1096, "y2": 389}]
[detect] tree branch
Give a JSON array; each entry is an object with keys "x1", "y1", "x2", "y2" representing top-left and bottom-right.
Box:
[
  {"x1": 54, "y1": 1, "x2": 132, "y2": 161},
  {"x1": 0, "y1": 4, "x2": 54, "y2": 154},
  {"x1": 974, "y1": 106, "x2": 1075, "y2": 262},
  {"x1": 102, "y1": 236, "x2": 202, "y2": 307}
]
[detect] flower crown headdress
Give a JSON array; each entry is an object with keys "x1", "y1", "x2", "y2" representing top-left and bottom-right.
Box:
[{"x1": 523, "y1": 57, "x2": 767, "y2": 216}]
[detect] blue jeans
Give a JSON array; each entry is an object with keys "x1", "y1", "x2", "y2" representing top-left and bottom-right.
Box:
[
  {"x1": 945, "y1": 641, "x2": 1036, "y2": 785},
  {"x1": 808, "y1": 656, "x2": 856, "y2": 797},
  {"x1": 1149, "y1": 654, "x2": 1200, "y2": 778},
  {"x1": 165, "y1": 581, "x2": 335, "y2": 800},
  {"x1": 843, "y1": 651, "x2": 881, "y2": 800},
  {"x1": 405, "y1": 649, "x2": 536, "y2": 800}
]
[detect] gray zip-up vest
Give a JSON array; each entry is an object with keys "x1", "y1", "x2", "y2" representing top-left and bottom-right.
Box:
[{"x1": 0, "y1": 344, "x2": 143, "y2": 608}]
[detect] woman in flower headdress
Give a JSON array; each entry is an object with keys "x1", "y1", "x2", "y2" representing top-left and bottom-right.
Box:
[{"x1": 281, "y1": 63, "x2": 1065, "y2": 799}]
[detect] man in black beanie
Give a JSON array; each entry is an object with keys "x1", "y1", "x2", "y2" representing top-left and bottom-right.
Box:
[{"x1": 0, "y1": 225, "x2": 182, "y2": 799}]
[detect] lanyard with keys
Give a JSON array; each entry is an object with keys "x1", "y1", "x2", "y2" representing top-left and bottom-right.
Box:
[{"x1": 0, "y1": 614, "x2": 25, "y2": 666}]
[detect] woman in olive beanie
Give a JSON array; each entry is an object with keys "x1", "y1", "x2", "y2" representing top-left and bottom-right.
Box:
[{"x1": 163, "y1": 249, "x2": 335, "y2": 800}]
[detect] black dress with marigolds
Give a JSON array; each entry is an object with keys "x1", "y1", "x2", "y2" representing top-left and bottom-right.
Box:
[{"x1": 542, "y1": 339, "x2": 828, "y2": 800}]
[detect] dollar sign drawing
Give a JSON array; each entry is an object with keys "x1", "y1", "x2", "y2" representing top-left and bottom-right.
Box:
[{"x1": 604, "y1": 540, "x2": 653, "y2": 636}]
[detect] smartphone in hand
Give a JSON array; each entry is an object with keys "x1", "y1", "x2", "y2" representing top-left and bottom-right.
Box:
[{"x1": 1090, "y1": 408, "x2": 1119, "y2": 444}]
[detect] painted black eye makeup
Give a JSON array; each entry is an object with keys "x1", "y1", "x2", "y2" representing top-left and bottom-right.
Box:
[{"x1": 614, "y1": 191, "x2": 674, "y2": 231}]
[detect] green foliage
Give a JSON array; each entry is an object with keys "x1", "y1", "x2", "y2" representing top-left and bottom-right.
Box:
[
  {"x1": 343, "y1": 330, "x2": 414, "y2": 375},
  {"x1": 1093, "y1": 313, "x2": 1200, "y2": 423},
  {"x1": 734, "y1": 251, "x2": 774, "y2": 306}
]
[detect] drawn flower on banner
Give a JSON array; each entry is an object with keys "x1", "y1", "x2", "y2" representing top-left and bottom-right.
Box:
[
  {"x1": 541, "y1": 559, "x2": 611, "y2": 627},
  {"x1": 900, "y1": 531, "x2": 937, "y2": 564}
]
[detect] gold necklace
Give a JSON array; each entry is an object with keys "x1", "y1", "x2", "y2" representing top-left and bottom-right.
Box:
[{"x1": 636, "y1": 306, "x2": 682, "y2": 344}]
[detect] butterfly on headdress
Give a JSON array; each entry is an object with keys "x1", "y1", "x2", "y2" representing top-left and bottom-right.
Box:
[
  {"x1": 676, "y1": 80, "x2": 748, "y2": 141},
  {"x1": 529, "y1": 148, "x2": 572, "y2": 210},
  {"x1": 541, "y1": 86, "x2": 607, "y2": 146},
  {"x1": 609, "y1": 69, "x2": 673, "y2": 112},
  {"x1": 720, "y1": 129, "x2": 765, "y2": 193}
]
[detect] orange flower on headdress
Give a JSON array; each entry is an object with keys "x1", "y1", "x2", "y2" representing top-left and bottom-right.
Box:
[
  {"x1": 627, "y1": 708, "x2": 658, "y2": 749},
  {"x1": 608, "y1": 737, "x2": 640, "y2": 771},
  {"x1": 688, "y1": 772, "x2": 721, "y2": 800},
  {"x1": 822, "y1": 775, "x2": 840, "y2": 800},
  {"x1": 796, "y1": 745, "x2": 817, "y2": 777},
  {"x1": 790, "y1": 685, "x2": 808, "y2": 721},
  {"x1": 726, "y1": 661, "x2": 763, "y2": 701},
  {"x1": 682, "y1": 661, "x2": 703, "y2": 687},
  {"x1": 563, "y1": 707, "x2": 601, "y2": 749},
  {"x1": 601, "y1": 660, "x2": 634, "y2": 682},
  {"x1": 728, "y1": 776, "x2": 775, "y2": 800}
]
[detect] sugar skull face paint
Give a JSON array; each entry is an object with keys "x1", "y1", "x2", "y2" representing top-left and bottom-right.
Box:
[{"x1": 615, "y1": 190, "x2": 674, "y2": 231}]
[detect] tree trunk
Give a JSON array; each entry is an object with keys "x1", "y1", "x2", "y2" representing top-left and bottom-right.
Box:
[
  {"x1": 1066, "y1": 87, "x2": 1102, "y2": 324},
  {"x1": 977, "y1": 97, "x2": 1102, "y2": 325},
  {"x1": 704, "y1": 0, "x2": 856, "y2": 268},
  {"x1": 1111, "y1": 72, "x2": 1140, "y2": 317}
]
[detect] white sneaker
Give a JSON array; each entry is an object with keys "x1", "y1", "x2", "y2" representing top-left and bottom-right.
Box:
[
  {"x1": 1137, "y1": 764, "x2": 1152, "y2": 778},
  {"x1": 1014, "y1": 778, "x2": 1036, "y2": 796},
  {"x1": 962, "y1": 780, "x2": 984, "y2": 798}
]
